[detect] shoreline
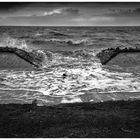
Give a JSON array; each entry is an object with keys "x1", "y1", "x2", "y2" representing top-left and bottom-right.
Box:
[{"x1": 0, "y1": 89, "x2": 140, "y2": 105}]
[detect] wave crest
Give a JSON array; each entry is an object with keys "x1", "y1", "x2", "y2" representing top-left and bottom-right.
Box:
[{"x1": 44, "y1": 38, "x2": 90, "y2": 46}]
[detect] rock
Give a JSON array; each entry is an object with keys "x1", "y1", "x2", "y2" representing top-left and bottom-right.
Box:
[
  {"x1": 96, "y1": 47, "x2": 140, "y2": 65},
  {"x1": 0, "y1": 46, "x2": 45, "y2": 68},
  {"x1": 96, "y1": 49, "x2": 118, "y2": 64}
]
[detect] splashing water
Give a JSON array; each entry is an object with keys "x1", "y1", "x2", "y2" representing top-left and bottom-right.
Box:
[{"x1": 0, "y1": 35, "x2": 31, "y2": 51}]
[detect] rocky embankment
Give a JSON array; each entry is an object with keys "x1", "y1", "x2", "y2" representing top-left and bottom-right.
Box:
[
  {"x1": 96, "y1": 47, "x2": 140, "y2": 65},
  {"x1": 0, "y1": 47, "x2": 45, "y2": 68}
]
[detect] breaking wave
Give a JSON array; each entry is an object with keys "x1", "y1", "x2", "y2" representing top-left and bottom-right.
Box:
[
  {"x1": 0, "y1": 35, "x2": 32, "y2": 52},
  {"x1": 45, "y1": 38, "x2": 91, "y2": 45},
  {"x1": 41, "y1": 49, "x2": 100, "y2": 68}
]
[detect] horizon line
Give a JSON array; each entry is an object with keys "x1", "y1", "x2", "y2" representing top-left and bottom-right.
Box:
[{"x1": 0, "y1": 25, "x2": 140, "y2": 27}]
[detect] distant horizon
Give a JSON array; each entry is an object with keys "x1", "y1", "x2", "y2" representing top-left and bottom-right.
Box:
[{"x1": 0, "y1": 25, "x2": 140, "y2": 27}]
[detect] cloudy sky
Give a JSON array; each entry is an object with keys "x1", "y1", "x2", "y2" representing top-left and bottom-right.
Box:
[{"x1": 0, "y1": 2, "x2": 140, "y2": 26}]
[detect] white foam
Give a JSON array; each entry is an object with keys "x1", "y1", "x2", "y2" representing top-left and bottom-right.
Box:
[
  {"x1": 61, "y1": 96, "x2": 82, "y2": 103},
  {"x1": 0, "y1": 50, "x2": 140, "y2": 102}
]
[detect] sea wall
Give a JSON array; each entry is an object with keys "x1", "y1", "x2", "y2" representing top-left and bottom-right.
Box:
[
  {"x1": 0, "y1": 53, "x2": 34, "y2": 69},
  {"x1": 96, "y1": 47, "x2": 140, "y2": 65},
  {"x1": 0, "y1": 47, "x2": 45, "y2": 68}
]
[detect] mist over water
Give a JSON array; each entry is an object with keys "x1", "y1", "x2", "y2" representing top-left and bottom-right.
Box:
[{"x1": 0, "y1": 26, "x2": 140, "y2": 105}]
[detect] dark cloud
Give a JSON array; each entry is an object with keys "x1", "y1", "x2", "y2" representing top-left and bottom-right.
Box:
[
  {"x1": 0, "y1": 2, "x2": 88, "y2": 12},
  {"x1": 1, "y1": 2, "x2": 140, "y2": 26},
  {"x1": 30, "y1": 7, "x2": 80, "y2": 17},
  {"x1": 63, "y1": 7, "x2": 80, "y2": 15},
  {"x1": 0, "y1": 2, "x2": 81, "y2": 16},
  {"x1": 0, "y1": 2, "x2": 30, "y2": 13},
  {"x1": 108, "y1": 8, "x2": 140, "y2": 17},
  {"x1": 131, "y1": 8, "x2": 140, "y2": 15}
]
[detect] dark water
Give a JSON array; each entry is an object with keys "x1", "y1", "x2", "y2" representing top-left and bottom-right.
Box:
[
  {"x1": 1, "y1": 26, "x2": 140, "y2": 51},
  {"x1": 0, "y1": 26, "x2": 140, "y2": 105}
]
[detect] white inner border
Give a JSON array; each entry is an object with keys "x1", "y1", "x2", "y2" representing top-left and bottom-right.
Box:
[{"x1": 0, "y1": 0, "x2": 140, "y2": 2}]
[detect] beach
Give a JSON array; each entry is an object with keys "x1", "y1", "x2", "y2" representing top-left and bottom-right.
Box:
[
  {"x1": 0, "y1": 100, "x2": 140, "y2": 138},
  {"x1": 0, "y1": 26, "x2": 140, "y2": 137}
]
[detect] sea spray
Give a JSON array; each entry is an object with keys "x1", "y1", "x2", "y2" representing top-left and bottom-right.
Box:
[{"x1": 0, "y1": 35, "x2": 32, "y2": 51}]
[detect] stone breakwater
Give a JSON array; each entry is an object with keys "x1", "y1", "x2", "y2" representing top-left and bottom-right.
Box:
[
  {"x1": 0, "y1": 47, "x2": 45, "y2": 68},
  {"x1": 96, "y1": 47, "x2": 140, "y2": 65}
]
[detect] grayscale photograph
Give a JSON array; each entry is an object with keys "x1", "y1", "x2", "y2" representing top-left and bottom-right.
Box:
[{"x1": 0, "y1": 1, "x2": 140, "y2": 138}]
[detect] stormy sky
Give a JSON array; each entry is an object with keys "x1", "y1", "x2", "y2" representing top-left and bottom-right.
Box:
[{"x1": 0, "y1": 2, "x2": 140, "y2": 26}]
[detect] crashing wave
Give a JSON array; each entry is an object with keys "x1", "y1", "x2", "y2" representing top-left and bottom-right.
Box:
[
  {"x1": 0, "y1": 35, "x2": 32, "y2": 51},
  {"x1": 40, "y1": 49, "x2": 101, "y2": 69},
  {"x1": 65, "y1": 39, "x2": 89, "y2": 45}
]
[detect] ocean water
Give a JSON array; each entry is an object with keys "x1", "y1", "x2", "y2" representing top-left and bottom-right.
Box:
[{"x1": 0, "y1": 26, "x2": 140, "y2": 105}]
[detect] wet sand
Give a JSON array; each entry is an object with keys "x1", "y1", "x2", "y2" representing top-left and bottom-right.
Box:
[{"x1": 0, "y1": 99, "x2": 140, "y2": 138}]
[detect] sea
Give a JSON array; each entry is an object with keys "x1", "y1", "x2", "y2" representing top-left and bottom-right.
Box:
[{"x1": 0, "y1": 26, "x2": 140, "y2": 105}]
